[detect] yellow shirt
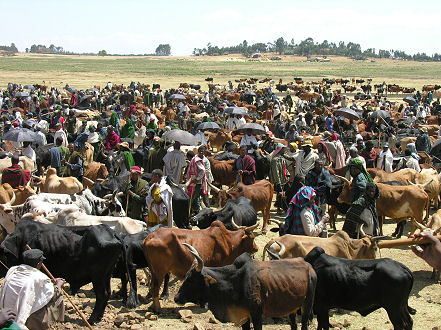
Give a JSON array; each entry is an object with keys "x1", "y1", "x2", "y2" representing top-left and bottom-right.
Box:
[{"x1": 147, "y1": 185, "x2": 167, "y2": 226}]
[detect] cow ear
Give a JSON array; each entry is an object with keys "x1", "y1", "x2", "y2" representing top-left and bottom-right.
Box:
[
  {"x1": 204, "y1": 275, "x2": 217, "y2": 285},
  {"x1": 1, "y1": 235, "x2": 19, "y2": 259}
]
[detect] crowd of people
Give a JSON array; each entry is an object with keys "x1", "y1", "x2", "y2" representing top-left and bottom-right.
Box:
[{"x1": 0, "y1": 79, "x2": 440, "y2": 328}]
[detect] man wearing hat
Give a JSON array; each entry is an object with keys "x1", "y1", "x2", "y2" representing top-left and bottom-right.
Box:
[
  {"x1": 269, "y1": 143, "x2": 288, "y2": 214},
  {"x1": 87, "y1": 126, "x2": 101, "y2": 160},
  {"x1": 415, "y1": 127, "x2": 431, "y2": 153},
  {"x1": 53, "y1": 123, "x2": 68, "y2": 147},
  {"x1": 378, "y1": 142, "x2": 393, "y2": 173},
  {"x1": 126, "y1": 166, "x2": 149, "y2": 221},
  {"x1": 292, "y1": 140, "x2": 319, "y2": 177},
  {"x1": 0, "y1": 249, "x2": 65, "y2": 329},
  {"x1": 3, "y1": 121, "x2": 12, "y2": 134}
]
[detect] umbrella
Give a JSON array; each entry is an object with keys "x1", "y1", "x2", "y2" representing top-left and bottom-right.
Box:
[
  {"x1": 245, "y1": 91, "x2": 256, "y2": 96},
  {"x1": 2, "y1": 128, "x2": 37, "y2": 142},
  {"x1": 224, "y1": 106, "x2": 248, "y2": 115},
  {"x1": 15, "y1": 92, "x2": 29, "y2": 98},
  {"x1": 197, "y1": 122, "x2": 220, "y2": 131},
  {"x1": 23, "y1": 85, "x2": 35, "y2": 90},
  {"x1": 79, "y1": 95, "x2": 93, "y2": 103},
  {"x1": 162, "y1": 129, "x2": 198, "y2": 145},
  {"x1": 23, "y1": 119, "x2": 37, "y2": 128},
  {"x1": 66, "y1": 87, "x2": 78, "y2": 93},
  {"x1": 236, "y1": 123, "x2": 266, "y2": 135},
  {"x1": 334, "y1": 108, "x2": 360, "y2": 120},
  {"x1": 169, "y1": 94, "x2": 186, "y2": 100},
  {"x1": 88, "y1": 87, "x2": 99, "y2": 92},
  {"x1": 370, "y1": 110, "x2": 391, "y2": 120},
  {"x1": 403, "y1": 96, "x2": 416, "y2": 106}
]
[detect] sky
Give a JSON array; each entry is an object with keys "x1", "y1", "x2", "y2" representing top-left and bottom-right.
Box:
[{"x1": 2, "y1": 0, "x2": 441, "y2": 56}]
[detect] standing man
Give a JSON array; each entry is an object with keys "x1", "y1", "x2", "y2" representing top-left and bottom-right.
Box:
[
  {"x1": 234, "y1": 145, "x2": 256, "y2": 185},
  {"x1": 53, "y1": 123, "x2": 68, "y2": 147},
  {"x1": 105, "y1": 125, "x2": 120, "y2": 151},
  {"x1": 21, "y1": 141, "x2": 36, "y2": 163},
  {"x1": 126, "y1": 166, "x2": 149, "y2": 221},
  {"x1": 269, "y1": 144, "x2": 289, "y2": 214},
  {"x1": 186, "y1": 145, "x2": 207, "y2": 215},
  {"x1": 146, "y1": 169, "x2": 173, "y2": 227},
  {"x1": 2, "y1": 155, "x2": 30, "y2": 188},
  {"x1": 50, "y1": 137, "x2": 69, "y2": 176},
  {"x1": 35, "y1": 125, "x2": 47, "y2": 148},
  {"x1": 348, "y1": 158, "x2": 373, "y2": 203},
  {"x1": 378, "y1": 142, "x2": 393, "y2": 172},
  {"x1": 163, "y1": 141, "x2": 187, "y2": 184},
  {"x1": 240, "y1": 128, "x2": 258, "y2": 154},
  {"x1": 292, "y1": 140, "x2": 319, "y2": 177},
  {"x1": 305, "y1": 159, "x2": 332, "y2": 217}
]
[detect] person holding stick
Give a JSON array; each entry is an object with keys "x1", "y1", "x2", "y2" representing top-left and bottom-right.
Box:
[
  {"x1": 186, "y1": 146, "x2": 207, "y2": 216},
  {"x1": 126, "y1": 166, "x2": 149, "y2": 221},
  {"x1": 411, "y1": 232, "x2": 441, "y2": 272},
  {"x1": 0, "y1": 249, "x2": 65, "y2": 329}
]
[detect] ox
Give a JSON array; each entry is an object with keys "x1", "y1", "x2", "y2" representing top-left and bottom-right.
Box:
[
  {"x1": 337, "y1": 177, "x2": 429, "y2": 238},
  {"x1": 175, "y1": 247, "x2": 316, "y2": 330},
  {"x1": 36, "y1": 168, "x2": 83, "y2": 194},
  {"x1": 304, "y1": 247, "x2": 415, "y2": 330},
  {"x1": 210, "y1": 180, "x2": 274, "y2": 234},
  {"x1": 0, "y1": 184, "x2": 35, "y2": 205},
  {"x1": 263, "y1": 230, "x2": 379, "y2": 261},
  {"x1": 83, "y1": 161, "x2": 108, "y2": 190},
  {"x1": 0, "y1": 217, "x2": 126, "y2": 324},
  {"x1": 143, "y1": 221, "x2": 258, "y2": 311},
  {"x1": 209, "y1": 158, "x2": 236, "y2": 187},
  {"x1": 190, "y1": 196, "x2": 257, "y2": 230}
]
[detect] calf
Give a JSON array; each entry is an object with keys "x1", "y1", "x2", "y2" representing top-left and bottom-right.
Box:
[
  {"x1": 0, "y1": 218, "x2": 125, "y2": 324},
  {"x1": 304, "y1": 247, "x2": 414, "y2": 330},
  {"x1": 143, "y1": 221, "x2": 258, "y2": 312},
  {"x1": 175, "y1": 247, "x2": 316, "y2": 330},
  {"x1": 190, "y1": 196, "x2": 257, "y2": 230},
  {"x1": 36, "y1": 168, "x2": 83, "y2": 194},
  {"x1": 263, "y1": 230, "x2": 378, "y2": 261}
]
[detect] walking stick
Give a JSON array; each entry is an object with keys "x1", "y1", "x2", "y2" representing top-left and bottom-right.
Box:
[
  {"x1": 126, "y1": 193, "x2": 130, "y2": 215},
  {"x1": 25, "y1": 245, "x2": 93, "y2": 330},
  {"x1": 186, "y1": 179, "x2": 194, "y2": 218},
  {"x1": 377, "y1": 235, "x2": 441, "y2": 249}
]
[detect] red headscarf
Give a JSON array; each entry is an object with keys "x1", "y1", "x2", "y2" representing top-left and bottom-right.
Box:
[
  {"x1": 318, "y1": 141, "x2": 332, "y2": 163},
  {"x1": 330, "y1": 133, "x2": 338, "y2": 141}
]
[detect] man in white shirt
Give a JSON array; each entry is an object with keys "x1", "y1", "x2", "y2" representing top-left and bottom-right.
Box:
[
  {"x1": 0, "y1": 249, "x2": 64, "y2": 329},
  {"x1": 195, "y1": 129, "x2": 207, "y2": 146},
  {"x1": 21, "y1": 141, "x2": 36, "y2": 163},
  {"x1": 237, "y1": 115, "x2": 246, "y2": 127},
  {"x1": 293, "y1": 141, "x2": 319, "y2": 176},
  {"x1": 35, "y1": 125, "x2": 47, "y2": 148},
  {"x1": 163, "y1": 141, "x2": 187, "y2": 183},
  {"x1": 226, "y1": 115, "x2": 238, "y2": 130},
  {"x1": 53, "y1": 123, "x2": 68, "y2": 147},
  {"x1": 378, "y1": 143, "x2": 394, "y2": 172},
  {"x1": 240, "y1": 129, "x2": 258, "y2": 154}
]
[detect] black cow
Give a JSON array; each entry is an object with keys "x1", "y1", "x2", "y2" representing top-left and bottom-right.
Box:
[
  {"x1": 190, "y1": 84, "x2": 201, "y2": 90},
  {"x1": 205, "y1": 77, "x2": 214, "y2": 82},
  {"x1": 276, "y1": 84, "x2": 288, "y2": 92},
  {"x1": 119, "y1": 92, "x2": 134, "y2": 107},
  {"x1": 253, "y1": 151, "x2": 270, "y2": 180},
  {"x1": 92, "y1": 172, "x2": 130, "y2": 198},
  {"x1": 175, "y1": 249, "x2": 316, "y2": 330},
  {"x1": 165, "y1": 176, "x2": 190, "y2": 229},
  {"x1": 0, "y1": 217, "x2": 126, "y2": 324},
  {"x1": 152, "y1": 84, "x2": 160, "y2": 90},
  {"x1": 113, "y1": 224, "x2": 170, "y2": 308},
  {"x1": 190, "y1": 197, "x2": 257, "y2": 230},
  {"x1": 304, "y1": 247, "x2": 415, "y2": 330}
]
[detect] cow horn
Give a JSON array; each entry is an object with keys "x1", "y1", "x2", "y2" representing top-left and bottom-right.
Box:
[
  {"x1": 274, "y1": 241, "x2": 286, "y2": 257},
  {"x1": 423, "y1": 179, "x2": 434, "y2": 189},
  {"x1": 227, "y1": 183, "x2": 238, "y2": 193},
  {"x1": 116, "y1": 192, "x2": 124, "y2": 197},
  {"x1": 231, "y1": 216, "x2": 241, "y2": 229},
  {"x1": 359, "y1": 224, "x2": 367, "y2": 238},
  {"x1": 83, "y1": 177, "x2": 94, "y2": 185},
  {"x1": 207, "y1": 182, "x2": 220, "y2": 194},
  {"x1": 32, "y1": 175, "x2": 42, "y2": 181},
  {"x1": 9, "y1": 191, "x2": 16, "y2": 206},
  {"x1": 167, "y1": 179, "x2": 179, "y2": 187},
  {"x1": 96, "y1": 178, "x2": 105, "y2": 183},
  {"x1": 244, "y1": 223, "x2": 258, "y2": 233},
  {"x1": 411, "y1": 218, "x2": 428, "y2": 231},
  {"x1": 370, "y1": 235, "x2": 389, "y2": 241},
  {"x1": 269, "y1": 218, "x2": 283, "y2": 226},
  {"x1": 334, "y1": 174, "x2": 350, "y2": 185},
  {"x1": 182, "y1": 243, "x2": 203, "y2": 272},
  {"x1": 185, "y1": 179, "x2": 192, "y2": 187},
  {"x1": 407, "y1": 179, "x2": 416, "y2": 186},
  {"x1": 103, "y1": 194, "x2": 112, "y2": 199}
]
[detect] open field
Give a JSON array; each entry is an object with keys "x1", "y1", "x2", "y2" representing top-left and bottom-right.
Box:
[{"x1": 1, "y1": 53, "x2": 441, "y2": 91}]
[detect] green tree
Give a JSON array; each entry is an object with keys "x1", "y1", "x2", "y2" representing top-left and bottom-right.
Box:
[
  {"x1": 155, "y1": 44, "x2": 171, "y2": 56},
  {"x1": 275, "y1": 37, "x2": 287, "y2": 54},
  {"x1": 98, "y1": 50, "x2": 107, "y2": 56}
]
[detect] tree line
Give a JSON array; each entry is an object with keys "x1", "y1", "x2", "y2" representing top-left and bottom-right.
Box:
[{"x1": 193, "y1": 37, "x2": 441, "y2": 62}]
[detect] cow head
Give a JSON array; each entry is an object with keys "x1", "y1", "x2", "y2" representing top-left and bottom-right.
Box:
[
  {"x1": 190, "y1": 208, "x2": 216, "y2": 229},
  {"x1": 207, "y1": 182, "x2": 229, "y2": 208},
  {"x1": 0, "y1": 192, "x2": 19, "y2": 234},
  {"x1": 236, "y1": 224, "x2": 259, "y2": 254},
  {"x1": 174, "y1": 244, "x2": 212, "y2": 307},
  {"x1": 335, "y1": 175, "x2": 352, "y2": 205},
  {"x1": 101, "y1": 191, "x2": 125, "y2": 217}
]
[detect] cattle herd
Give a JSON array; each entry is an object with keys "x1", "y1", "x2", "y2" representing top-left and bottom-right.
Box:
[{"x1": 0, "y1": 77, "x2": 441, "y2": 329}]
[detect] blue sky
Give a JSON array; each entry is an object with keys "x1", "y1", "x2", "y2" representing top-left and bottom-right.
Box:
[{"x1": 2, "y1": 0, "x2": 441, "y2": 56}]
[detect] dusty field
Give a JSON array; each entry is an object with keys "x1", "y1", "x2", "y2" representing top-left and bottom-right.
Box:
[
  {"x1": 0, "y1": 53, "x2": 440, "y2": 91},
  {"x1": 42, "y1": 210, "x2": 441, "y2": 330}
]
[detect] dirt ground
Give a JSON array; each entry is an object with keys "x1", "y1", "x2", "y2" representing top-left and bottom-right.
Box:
[{"x1": 39, "y1": 207, "x2": 441, "y2": 330}]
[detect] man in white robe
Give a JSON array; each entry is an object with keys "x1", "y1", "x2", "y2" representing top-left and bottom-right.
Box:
[
  {"x1": 146, "y1": 169, "x2": 173, "y2": 227},
  {"x1": 163, "y1": 141, "x2": 186, "y2": 183}
]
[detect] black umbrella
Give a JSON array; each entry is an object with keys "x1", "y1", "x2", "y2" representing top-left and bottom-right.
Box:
[
  {"x1": 88, "y1": 87, "x2": 99, "y2": 92},
  {"x1": 197, "y1": 122, "x2": 220, "y2": 131},
  {"x1": 23, "y1": 85, "x2": 35, "y2": 90},
  {"x1": 162, "y1": 129, "x2": 198, "y2": 145},
  {"x1": 2, "y1": 128, "x2": 37, "y2": 142},
  {"x1": 66, "y1": 87, "x2": 78, "y2": 93},
  {"x1": 236, "y1": 123, "x2": 265, "y2": 135},
  {"x1": 225, "y1": 106, "x2": 248, "y2": 115},
  {"x1": 23, "y1": 119, "x2": 37, "y2": 128},
  {"x1": 79, "y1": 95, "x2": 93, "y2": 103},
  {"x1": 334, "y1": 107, "x2": 360, "y2": 120},
  {"x1": 245, "y1": 91, "x2": 256, "y2": 96},
  {"x1": 169, "y1": 94, "x2": 186, "y2": 100},
  {"x1": 370, "y1": 110, "x2": 391, "y2": 120},
  {"x1": 403, "y1": 96, "x2": 416, "y2": 106},
  {"x1": 15, "y1": 92, "x2": 29, "y2": 98}
]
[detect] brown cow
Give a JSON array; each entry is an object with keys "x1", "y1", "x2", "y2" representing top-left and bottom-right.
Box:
[
  {"x1": 211, "y1": 180, "x2": 274, "y2": 234},
  {"x1": 338, "y1": 179, "x2": 429, "y2": 237},
  {"x1": 263, "y1": 230, "x2": 379, "y2": 260},
  {"x1": 207, "y1": 131, "x2": 231, "y2": 152},
  {"x1": 143, "y1": 221, "x2": 258, "y2": 312},
  {"x1": 37, "y1": 168, "x2": 83, "y2": 194},
  {"x1": 83, "y1": 162, "x2": 108, "y2": 190},
  {"x1": 208, "y1": 158, "x2": 236, "y2": 187}
]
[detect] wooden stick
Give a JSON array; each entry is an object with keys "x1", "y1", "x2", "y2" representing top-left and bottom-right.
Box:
[
  {"x1": 25, "y1": 245, "x2": 93, "y2": 330},
  {"x1": 377, "y1": 235, "x2": 441, "y2": 249}
]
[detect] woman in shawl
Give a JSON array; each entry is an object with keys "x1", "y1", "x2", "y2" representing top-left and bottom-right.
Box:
[
  {"x1": 343, "y1": 182, "x2": 379, "y2": 238},
  {"x1": 348, "y1": 158, "x2": 373, "y2": 203},
  {"x1": 283, "y1": 186, "x2": 329, "y2": 236},
  {"x1": 118, "y1": 142, "x2": 135, "y2": 172},
  {"x1": 121, "y1": 118, "x2": 135, "y2": 139},
  {"x1": 328, "y1": 133, "x2": 346, "y2": 168},
  {"x1": 269, "y1": 143, "x2": 289, "y2": 214},
  {"x1": 317, "y1": 141, "x2": 333, "y2": 167},
  {"x1": 105, "y1": 125, "x2": 120, "y2": 151},
  {"x1": 109, "y1": 110, "x2": 121, "y2": 135}
]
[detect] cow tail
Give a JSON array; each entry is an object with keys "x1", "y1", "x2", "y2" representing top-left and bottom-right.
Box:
[
  {"x1": 114, "y1": 233, "x2": 133, "y2": 295},
  {"x1": 302, "y1": 268, "x2": 317, "y2": 327}
]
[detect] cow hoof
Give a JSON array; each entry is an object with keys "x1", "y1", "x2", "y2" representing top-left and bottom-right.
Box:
[
  {"x1": 160, "y1": 294, "x2": 169, "y2": 301},
  {"x1": 126, "y1": 298, "x2": 138, "y2": 309}
]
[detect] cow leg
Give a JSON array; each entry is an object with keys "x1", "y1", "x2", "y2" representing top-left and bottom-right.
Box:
[
  {"x1": 89, "y1": 277, "x2": 111, "y2": 324},
  {"x1": 160, "y1": 273, "x2": 170, "y2": 300},
  {"x1": 126, "y1": 267, "x2": 139, "y2": 308},
  {"x1": 316, "y1": 309, "x2": 330, "y2": 330},
  {"x1": 148, "y1": 272, "x2": 164, "y2": 312},
  {"x1": 379, "y1": 216, "x2": 384, "y2": 236},
  {"x1": 385, "y1": 306, "x2": 412, "y2": 330},
  {"x1": 288, "y1": 313, "x2": 297, "y2": 330},
  {"x1": 249, "y1": 309, "x2": 263, "y2": 330},
  {"x1": 241, "y1": 319, "x2": 251, "y2": 330},
  {"x1": 327, "y1": 206, "x2": 336, "y2": 230}
]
